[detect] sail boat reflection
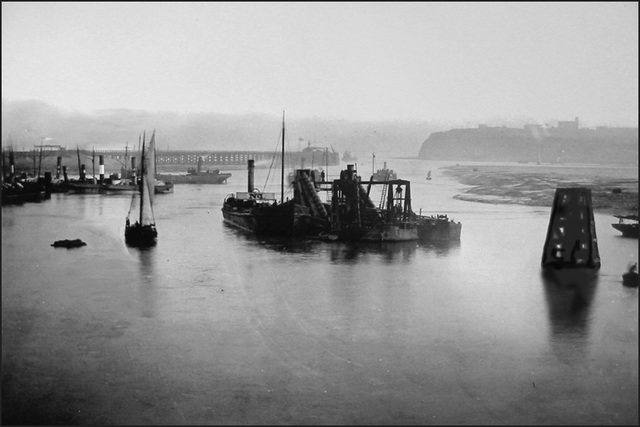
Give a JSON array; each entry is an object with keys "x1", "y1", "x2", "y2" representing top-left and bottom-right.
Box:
[{"x1": 136, "y1": 247, "x2": 157, "y2": 318}]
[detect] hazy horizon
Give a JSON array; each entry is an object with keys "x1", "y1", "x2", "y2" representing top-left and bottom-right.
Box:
[{"x1": 2, "y1": 2, "x2": 638, "y2": 129}]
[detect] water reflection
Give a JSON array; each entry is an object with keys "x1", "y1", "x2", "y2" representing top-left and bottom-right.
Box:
[
  {"x1": 417, "y1": 239, "x2": 461, "y2": 256},
  {"x1": 541, "y1": 268, "x2": 598, "y2": 361},
  {"x1": 132, "y1": 247, "x2": 157, "y2": 318},
  {"x1": 328, "y1": 241, "x2": 418, "y2": 264},
  {"x1": 223, "y1": 222, "x2": 420, "y2": 262}
]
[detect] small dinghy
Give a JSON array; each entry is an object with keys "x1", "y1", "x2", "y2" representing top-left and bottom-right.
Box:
[{"x1": 622, "y1": 263, "x2": 638, "y2": 288}]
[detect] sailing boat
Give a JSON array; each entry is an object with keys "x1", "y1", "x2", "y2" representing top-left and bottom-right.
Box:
[
  {"x1": 426, "y1": 170, "x2": 432, "y2": 180},
  {"x1": 125, "y1": 131, "x2": 158, "y2": 246}
]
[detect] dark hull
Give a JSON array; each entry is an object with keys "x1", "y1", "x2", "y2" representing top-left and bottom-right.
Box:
[
  {"x1": 125, "y1": 224, "x2": 158, "y2": 247},
  {"x1": 66, "y1": 181, "x2": 173, "y2": 195},
  {"x1": 611, "y1": 223, "x2": 638, "y2": 238},
  {"x1": 221, "y1": 201, "x2": 310, "y2": 236},
  {"x1": 2, "y1": 189, "x2": 49, "y2": 205},
  {"x1": 67, "y1": 182, "x2": 132, "y2": 194},
  {"x1": 417, "y1": 217, "x2": 462, "y2": 241},
  {"x1": 327, "y1": 218, "x2": 462, "y2": 243},
  {"x1": 371, "y1": 170, "x2": 397, "y2": 181},
  {"x1": 156, "y1": 173, "x2": 231, "y2": 184}
]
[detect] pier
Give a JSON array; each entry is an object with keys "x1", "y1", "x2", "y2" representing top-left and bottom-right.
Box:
[{"x1": 3, "y1": 148, "x2": 340, "y2": 173}]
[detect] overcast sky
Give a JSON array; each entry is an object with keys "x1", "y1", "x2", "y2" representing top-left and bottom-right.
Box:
[{"x1": 2, "y1": 2, "x2": 638, "y2": 127}]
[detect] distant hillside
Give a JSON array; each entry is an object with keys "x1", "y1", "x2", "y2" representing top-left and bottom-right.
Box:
[
  {"x1": 1, "y1": 99, "x2": 441, "y2": 160},
  {"x1": 418, "y1": 125, "x2": 638, "y2": 165}
]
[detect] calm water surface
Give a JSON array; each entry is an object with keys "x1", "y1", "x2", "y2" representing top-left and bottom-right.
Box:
[{"x1": 2, "y1": 160, "x2": 638, "y2": 424}]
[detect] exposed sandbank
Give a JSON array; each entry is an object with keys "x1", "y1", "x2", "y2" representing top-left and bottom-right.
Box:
[{"x1": 442, "y1": 163, "x2": 638, "y2": 215}]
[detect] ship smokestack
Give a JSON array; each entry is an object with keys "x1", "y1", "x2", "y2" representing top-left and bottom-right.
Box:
[
  {"x1": 99, "y1": 155, "x2": 105, "y2": 183},
  {"x1": 56, "y1": 156, "x2": 62, "y2": 179},
  {"x1": 198, "y1": 156, "x2": 203, "y2": 174},
  {"x1": 62, "y1": 166, "x2": 68, "y2": 182},
  {"x1": 347, "y1": 164, "x2": 355, "y2": 180},
  {"x1": 248, "y1": 159, "x2": 255, "y2": 193},
  {"x1": 81, "y1": 164, "x2": 86, "y2": 181}
]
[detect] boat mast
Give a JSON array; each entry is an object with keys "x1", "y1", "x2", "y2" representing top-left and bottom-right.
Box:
[
  {"x1": 281, "y1": 111, "x2": 285, "y2": 203},
  {"x1": 76, "y1": 147, "x2": 82, "y2": 180},
  {"x1": 139, "y1": 132, "x2": 146, "y2": 225},
  {"x1": 372, "y1": 152, "x2": 375, "y2": 175},
  {"x1": 37, "y1": 139, "x2": 44, "y2": 179}
]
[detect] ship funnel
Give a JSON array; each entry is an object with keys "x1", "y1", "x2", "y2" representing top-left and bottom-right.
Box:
[
  {"x1": 99, "y1": 155, "x2": 105, "y2": 183},
  {"x1": 347, "y1": 164, "x2": 356, "y2": 180},
  {"x1": 248, "y1": 159, "x2": 255, "y2": 192},
  {"x1": 198, "y1": 156, "x2": 203, "y2": 174}
]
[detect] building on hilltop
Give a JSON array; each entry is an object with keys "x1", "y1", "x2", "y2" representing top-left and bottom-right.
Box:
[{"x1": 557, "y1": 117, "x2": 579, "y2": 130}]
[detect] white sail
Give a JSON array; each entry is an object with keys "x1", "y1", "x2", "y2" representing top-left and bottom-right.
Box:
[
  {"x1": 140, "y1": 131, "x2": 156, "y2": 225},
  {"x1": 144, "y1": 130, "x2": 156, "y2": 209}
]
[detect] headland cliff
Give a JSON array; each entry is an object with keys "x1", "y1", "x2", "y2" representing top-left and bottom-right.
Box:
[{"x1": 418, "y1": 120, "x2": 638, "y2": 166}]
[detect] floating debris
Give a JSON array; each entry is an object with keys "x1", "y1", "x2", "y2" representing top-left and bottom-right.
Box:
[{"x1": 51, "y1": 239, "x2": 87, "y2": 248}]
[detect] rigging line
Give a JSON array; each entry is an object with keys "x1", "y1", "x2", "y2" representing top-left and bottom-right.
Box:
[{"x1": 263, "y1": 128, "x2": 283, "y2": 191}]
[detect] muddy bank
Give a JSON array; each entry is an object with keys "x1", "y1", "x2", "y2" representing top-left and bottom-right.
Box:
[{"x1": 442, "y1": 163, "x2": 638, "y2": 215}]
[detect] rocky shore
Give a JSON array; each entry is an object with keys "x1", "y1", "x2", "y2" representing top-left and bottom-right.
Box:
[{"x1": 442, "y1": 163, "x2": 638, "y2": 215}]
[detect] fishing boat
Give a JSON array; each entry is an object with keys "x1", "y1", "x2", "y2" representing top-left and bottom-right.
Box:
[
  {"x1": 611, "y1": 215, "x2": 638, "y2": 238},
  {"x1": 221, "y1": 113, "x2": 317, "y2": 236},
  {"x1": 125, "y1": 131, "x2": 158, "y2": 247},
  {"x1": 156, "y1": 156, "x2": 231, "y2": 184}
]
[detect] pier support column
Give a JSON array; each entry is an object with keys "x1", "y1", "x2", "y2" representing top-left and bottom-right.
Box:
[{"x1": 542, "y1": 187, "x2": 600, "y2": 269}]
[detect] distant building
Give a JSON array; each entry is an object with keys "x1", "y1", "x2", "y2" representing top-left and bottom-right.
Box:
[{"x1": 557, "y1": 117, "x2": 579, "y2": 130}]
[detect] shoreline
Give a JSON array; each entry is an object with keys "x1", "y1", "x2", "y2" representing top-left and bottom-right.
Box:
[{"x1": 441, "y1": 163, "x2": 638, "y2": 216}]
